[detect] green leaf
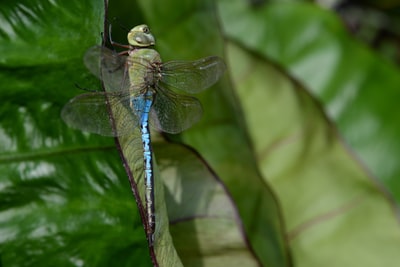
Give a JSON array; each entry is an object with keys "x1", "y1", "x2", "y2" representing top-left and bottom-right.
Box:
[
  {"x1": 155, "y1": 143, "x2": 260, "y2": 266},
  {"x1": 218, "y1": 0, "x2": 400, "y2": 266},
  {"x1": 218, "y1": 0, "x2": 400, "y2": 200}
]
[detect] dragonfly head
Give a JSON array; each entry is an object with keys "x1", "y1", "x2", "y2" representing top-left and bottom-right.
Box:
[{"x1": 127, "y1": 24, "x2": 156, "y2": 47}]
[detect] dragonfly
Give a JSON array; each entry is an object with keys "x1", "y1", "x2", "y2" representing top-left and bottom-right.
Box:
[{"x1": 61, "y1": 24, "x2": 226, "y2": 245}]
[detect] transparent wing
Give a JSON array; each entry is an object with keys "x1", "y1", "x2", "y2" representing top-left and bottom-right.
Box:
[
  {"x1": 150, "y1": 84, "x2": 203, "y2": 134},
  {"x1": 160, "y1": 56, "x2": 226, "y2": 94},
  {"x1": 61, "y1": 91, "x2": 139, "y2": 136},
  {"x1": 84, "y1": 46, "x2": 130, "y2": 92}
]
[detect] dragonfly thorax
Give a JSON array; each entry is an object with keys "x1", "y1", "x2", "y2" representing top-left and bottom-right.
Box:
[{"x1": 127, "y1": 48, "x2": 162, "y2": 91}]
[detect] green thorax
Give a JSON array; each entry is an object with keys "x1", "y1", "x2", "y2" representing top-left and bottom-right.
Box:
[{"x1": 127, "y1": 48, "x2": 161, "y2": 95}]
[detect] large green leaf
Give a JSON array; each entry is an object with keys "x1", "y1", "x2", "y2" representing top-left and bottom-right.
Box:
[
  {"x1": 218, "y1": 0, "x2": 400, "y2": 200},
  {"x1": 217, "y1": 0, "x2": 400, "y2": 266}
]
